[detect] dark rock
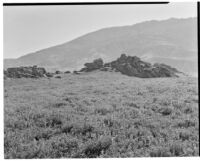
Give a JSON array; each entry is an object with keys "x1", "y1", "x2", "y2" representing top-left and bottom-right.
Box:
[
  {"x1": 73, "y1": 71, "x2": 81, "y2": 74},
  {"x1": 81, "y1": 58, "x2": 103, "y2": 72},
  {"x1": 55, "y1": 76, "x2": 61, "y2": 79},
  {"x1": 45, "y1": 72, "x2": 54, "y2": 77},
  {"x1": 4, "y1": 66, "x2": 46, "y2": 78},
  {"x1": 55, "y1": 70, "x2": 62, "y2": 74},
  {"x1": 104, "y1": 54, "x2": 179, "y2": 78},
  {"x1": 64, "y1": 71, "x2": 71, "y2": 74}
]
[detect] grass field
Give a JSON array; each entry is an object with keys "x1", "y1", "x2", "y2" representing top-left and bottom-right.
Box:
[{"x1": 4, "y1": 71, "x2": 199, "y2": 158}]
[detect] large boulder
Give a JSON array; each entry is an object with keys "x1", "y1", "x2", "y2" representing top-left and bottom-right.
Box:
[{"x1": 4, "y1": 66, "x2": 47, "y2": 78}]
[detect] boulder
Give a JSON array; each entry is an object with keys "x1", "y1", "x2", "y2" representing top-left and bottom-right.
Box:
[{"x1": 4, "y1": 66, "x2": 47, "y2": 78}]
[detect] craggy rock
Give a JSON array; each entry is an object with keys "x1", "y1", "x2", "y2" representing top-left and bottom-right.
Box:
[
  {"x1": 4, "y1": 66, "x2": 47, "y2": 78},
  {"x1": 79, "y1": 54, "x2": 180, "y2": 78},
  {"x1": 80, "y1": 58, "x2": 103, "y2": 72}
]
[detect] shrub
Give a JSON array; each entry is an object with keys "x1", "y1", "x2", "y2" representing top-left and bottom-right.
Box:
[
  {"x1": 95, "y1": 107, "x2": 111, "y2": 115},
  {"x1": 61, "y1": 123, "x2": 74, "y2": 134},
  {"x1": 34, "y1": 128, "x2": 59, "y2": 140},
  {"x1": 158, "y1": 107, "x2": 172, "y2": 116},
  {"x1": 46, "y1": 115, "x2": 63, "y2": 128},
  {"x1": 71, "y1": 123, "x2": 94, "y2": 135},
  {"x1": 49, "y1": 134, "x2": 79, "y2": 158},
  {"x1": 169, "y1": 143, "x2": 184, "y2": 156},
  {"x1": 150, "y1": 148, "x2": 171, "y2": 157},
  {"x1": 179, "y1": 131, "x2": 191, "y2": 141},
  {"x1": 176, "y1": 120, "x2": 195, "y2": 128},
  {"x1": 184, "y1": 107, "x2": 193, "y2": 114},
  {"x1": 82, "y1": 136, "x2": 112, "y2": 158},
  {"x1": 52, "y1": 102, "x2": 66, "y2": 108}
]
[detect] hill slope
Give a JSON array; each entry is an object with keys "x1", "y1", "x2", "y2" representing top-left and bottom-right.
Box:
[
  {"x1": 4, "y1": 17, "x2": 197, "y2": 76},
  {"x1": 4, "y1": 72, "x2": 199, "y2": 158}
]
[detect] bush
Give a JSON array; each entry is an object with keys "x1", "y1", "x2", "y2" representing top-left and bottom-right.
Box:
[
  {"x1": 49, "y1": 134, "x2": 79, "y2": 158},
  {"x1": 81, "y1": 136, "x2": 112, "y2": 158},
  {"x1": 170, "y1": 143, "x2": 184, "y2": 156},
  {"x1": 71, "y1": 123, "x2": 94, "y2": 135},
  {"x1": 158, "y1": 107, "x2": 172, "y2": 116},
  {"x1": 179, "y1": 131, "x2": 191, "y2": 141},
  {"x1": 176, "y1": 120, "x2": 195, "y2": 128},
  {"x1": 95, "y1": 107, "x2": 111, "y2": 115},
  {"x1": 45, "y1": 115, "x2": 63, "y2": 128}
]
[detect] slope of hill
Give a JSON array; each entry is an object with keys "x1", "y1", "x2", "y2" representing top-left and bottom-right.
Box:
[
  {"x1": 4, "y1": 72, "x2": 199, "y2": 158},
  {"x1": 4, "y1": 17, "x2": 197, "y2": 76}
]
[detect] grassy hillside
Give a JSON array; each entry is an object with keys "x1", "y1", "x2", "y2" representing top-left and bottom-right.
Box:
[{"x1": 4, "y1": 72, "x2": 199, "y2": 158}]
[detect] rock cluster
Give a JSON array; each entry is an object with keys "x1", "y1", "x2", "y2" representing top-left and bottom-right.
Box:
[
  {"x1": 4, "y1": 66, "x2": 47, "y2": 78},
  {"x1": 80, "y1": 58, "x2": 103, "y2": 72},
  {"x1": 79, "y1": 54, "x2": 180, "y2": 78}
]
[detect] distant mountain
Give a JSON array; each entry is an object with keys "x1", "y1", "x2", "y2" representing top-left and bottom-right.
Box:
[{"x1": 4, "y1": 17, "x2": 197, "y2": 76}]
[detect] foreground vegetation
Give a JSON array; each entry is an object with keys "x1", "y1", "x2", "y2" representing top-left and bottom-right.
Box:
[{"x1": 4, "y1": 71, "x2": 199, "y2": 158}]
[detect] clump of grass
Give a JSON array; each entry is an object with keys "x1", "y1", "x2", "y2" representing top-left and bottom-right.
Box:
[
  {"x1": 176, "y1": 120, "x2": 196, "y2": 128},
  {"x1": 94, "y1": 107, "x2": 111, "y2": 115},
  {"x1": 48, "y1": 134, "x2": 79, "y2": 158},
  {"x1": 169, "y1": 143, "x2": 184, "y2": 156},
  {"x1": 184, "y1": 107, "x2": 193, "y2": 114},
  {"x1": 71, "y1": 123, "x2": 95, "y2": 136},
  {"x1": 52, "y1": 102, "x2": 67, "y2": 108},
  {"x1": 179, "y1": 131, "x2": 191, "y2": 141},
  {"x1": 45, "y1": 114, "x2": 63, "y2": 128},
  {"x1": 81, "y1": 136, "x2": 112, "y2": 158},
  {"x1": 61, "y1": 123, "x2": 74, "y2": 134},
  {"x1": 150, "y1": 148, "x2": 171, "y2": 157},
  {"x1": 34, "y1": 128, "x2": 59, "y2": 141},
  {"x1": 158, "y1": 107, "x2": 172, "y2": 116}
]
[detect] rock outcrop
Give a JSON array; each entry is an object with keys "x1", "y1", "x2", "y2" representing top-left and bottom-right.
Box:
[
  {"x1": 80, "y1": 58, "x2": 103, "y2": 72},
  {"x1": 4, "y1": 66, "x2": 47, "y2": 78},
  {"x1": 79, "y1": 54, "x2": 180, "y2": 78}
]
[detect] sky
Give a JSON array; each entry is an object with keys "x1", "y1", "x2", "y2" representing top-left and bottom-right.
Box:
[{"x1": 3, "y1": 2, "x2": 197, "y2": 59}]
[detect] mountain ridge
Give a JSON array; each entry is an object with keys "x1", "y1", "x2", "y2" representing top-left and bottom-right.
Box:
[{"x1": 4, "y1": 17, "x2": 197, "y2": 76}]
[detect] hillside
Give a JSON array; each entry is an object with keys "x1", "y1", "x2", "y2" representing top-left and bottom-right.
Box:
[
  {"x1": 4, "y1": 72, "x2": 199, "y2": 158},
  {"x1": 4, "y1": 17, "x2": 197, "y2": 76}
]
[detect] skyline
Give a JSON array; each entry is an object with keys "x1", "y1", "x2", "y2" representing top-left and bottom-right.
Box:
[{"x1": 3, "y1": 2, "x2": 197, "y2": 59}]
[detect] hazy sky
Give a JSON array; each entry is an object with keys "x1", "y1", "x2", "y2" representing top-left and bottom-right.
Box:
[{"x1": 3, "y1": 2, "x2": 197, "y2": 58}]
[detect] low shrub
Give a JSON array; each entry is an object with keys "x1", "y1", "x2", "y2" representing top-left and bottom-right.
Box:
[
  {"x1": 150, "y1": 148, "x2": 171, "y2": 157},
  {"x1": 176, "y1": 120, "x2": 195, "y2": 128},
  {"x1": 95, "y1": 107, "x2": 111, "y2": 115},
  {"x1": 158, "y1": 107, "x2": 172, "y2": 116},
  {"x1": 169, "y1": 143, "x2": 184, "y2": 156},
  {"x1": 81, "y1": 136, "x2": 112, "y2": 158}
]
